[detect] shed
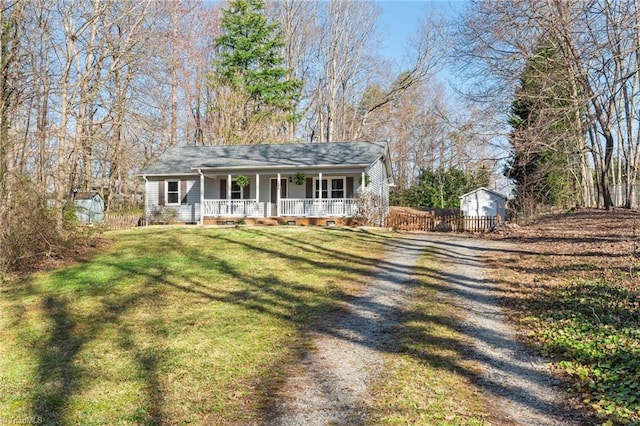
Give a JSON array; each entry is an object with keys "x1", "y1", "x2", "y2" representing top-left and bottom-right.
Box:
[
  {"x1": 459, "y1": 187, "x2": 507, "y2": 221},
  {"x1": 73, "y1": 191, "x2": 105, "y2": 224}
]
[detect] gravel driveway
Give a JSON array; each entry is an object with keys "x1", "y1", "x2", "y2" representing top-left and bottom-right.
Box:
[{"x1": 268, "y1": 233, "x2": 588, "y2": 425}]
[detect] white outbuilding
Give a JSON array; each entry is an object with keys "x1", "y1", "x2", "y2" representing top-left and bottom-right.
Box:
[{"x1": 459, "y1": 187, "x2": 507, "y2": 221}]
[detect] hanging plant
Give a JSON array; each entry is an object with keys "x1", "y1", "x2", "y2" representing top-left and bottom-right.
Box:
[
  {"x1": 236, "y1": 175, "x2": 250, "y2": 187},
  {"x1": 293, "y1": 172, "x2": 306, "y2": 185},
  {"x1": 359, "y1": 175, "x2": 371, "y2": 186}
]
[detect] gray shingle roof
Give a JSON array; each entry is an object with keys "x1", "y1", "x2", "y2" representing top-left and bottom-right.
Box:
[{"x1": 139, "y1": 141, "x2": 388, "y2": 175}]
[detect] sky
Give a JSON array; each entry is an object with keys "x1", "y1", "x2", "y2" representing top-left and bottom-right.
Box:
[{"x1": 377, "y1": 1, "x2": 467, "y2": 65}]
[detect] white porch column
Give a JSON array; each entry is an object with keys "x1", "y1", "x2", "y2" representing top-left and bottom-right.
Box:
[
  {"x1": 227, "y1": 174, "x2": 232, "y2": 214},
  {"x1": 143, "y1": 176, "x2": 149, "y2": 226},
  {"x1": 361, "y1": 171, "x2": 366, "y2": 190},
  {"x1": 255, "y1": 174, "x2": 260, "y2": 216},
  {"x1": 199, "y1": 170, "x2": 204, "y2": 225},
  {"x1": 276, "y1": 173, "x2": 281, "y2": 217},
  {"x1": 318, "y1": 172, "x2": 323, "y2": 201}
]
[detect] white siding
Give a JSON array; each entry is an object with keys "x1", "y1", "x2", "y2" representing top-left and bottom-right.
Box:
[
  {"x1": 460, "y1": 189, "x2": 506, "y2": 220},
  {"x1": 145, "y1": 179, "x2": 160, "y2": 217},
  {"x1": 146, "y1": 176, "x2": 201, "y2": 223},
  {"x1": 288, "y1": 181, "x2": 305, "y2": 198},
  {"x1": 204, "y1": 177, "x2": 217, "y2": 199},
  {"x1": 365, "y1": 158, "x2": 390, "y2": 216},
  {"x1": 206, "y1": 175, "x2": 266, "y2": 200},
  {"x1": 258, "y1": 177, "x2": 271, "y2": 202}
]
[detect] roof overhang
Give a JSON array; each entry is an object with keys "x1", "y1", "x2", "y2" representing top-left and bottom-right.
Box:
[
  {"x1": 459, "y1": 187, "x2": 507, "y2": 199},
  {"x1": 191, "y1": 163, "x2": 372, "y2": 171},
  {"x1": 136, "y1": 172, "x2": 200, "y2": 177}
]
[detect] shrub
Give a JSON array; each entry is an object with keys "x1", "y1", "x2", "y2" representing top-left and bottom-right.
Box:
[
  {"x1": 148, "y1": 206, "x2": 179, "y2": 224},
  {"x1": 354, "y1": 191, "x2": 386, "y2": 226},
  {"x1": 0, "y1": 178, "x2": 78, "y2": 273}
]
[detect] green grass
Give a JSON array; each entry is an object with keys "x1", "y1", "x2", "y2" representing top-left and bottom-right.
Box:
[
  {"x1": 0, "y1": 226, "x2": 392, "y2": 424},
  {"x1": 523, "y1": 279, "x2": 640, "y2": 424},
  {"x1": 367, "y1": 251, "x2": 491, "y2": 425}
]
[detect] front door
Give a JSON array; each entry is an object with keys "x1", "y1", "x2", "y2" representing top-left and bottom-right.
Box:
[{"x1": 270, "y1": 178, "x2": 287, "y2": 216}]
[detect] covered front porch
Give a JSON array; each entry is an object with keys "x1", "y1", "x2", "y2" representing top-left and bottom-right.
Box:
[
  {"x1": 197, "y1": 171, "x2": 365, "y2": 221},
  {"x1": 202, "y1": 198, "x2": 358, "y2": 218}
]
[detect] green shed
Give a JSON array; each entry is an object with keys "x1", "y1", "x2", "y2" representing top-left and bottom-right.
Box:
[{"x1": 73, "y1": 191, "x2": 105, "y2": 224}]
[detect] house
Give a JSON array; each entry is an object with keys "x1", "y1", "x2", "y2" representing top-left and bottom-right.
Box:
[
  {"x1": 459, "y1": 187, "x2": 507, "y2": 221},
  {"x1": 138, "y1": 141, "x2": 394, "y2": 225},
  {"x1": 73, "y1": 191, "x2": 105, "y2": 224}
]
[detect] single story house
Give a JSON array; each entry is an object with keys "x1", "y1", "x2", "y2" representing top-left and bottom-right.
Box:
[
  {"x1": 73, "y1": 191, "x2": 105, "y2": 224},
  {"x1": 138, "y1": 141, "x2": 394, "y2": 225},
  {"x1": 459, "y1": 187, "x2": 507, "y2": 221}
]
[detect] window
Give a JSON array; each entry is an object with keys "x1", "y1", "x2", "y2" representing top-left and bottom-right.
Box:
[
  {"x1": 231, "y1": 181, "x2": 243, "y2": 200},
  {"x1": 315, "y1": 177, "x2": 345, "y2": 199},
  {"x1": 331, "y1": 179, "x2": 344, "y2": 199},
  {"x1": 315, "y1": 179, "x2": 328, "y2": 199},
  {"x1": 166, "y1": 180, "x2": 180, "y2": 205}
]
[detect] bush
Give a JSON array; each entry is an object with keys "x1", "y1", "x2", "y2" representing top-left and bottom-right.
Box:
[
  {"x1": 148, "y1": 206, "x2": 179, "y2": 224},
  {"x1": 354, "y1": 191, "x2": 386, "y2": 226},
  {"x1": 0, "y1": 179, "x2": 78, "y2": 273}
]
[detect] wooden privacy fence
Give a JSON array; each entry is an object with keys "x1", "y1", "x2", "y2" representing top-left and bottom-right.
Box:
[
  {"x1": 104, "y1": 213, "x2": 144, "y2": 230},
  {"x1": 385, "y1": 212, "x2": 500, "y2": 232}
]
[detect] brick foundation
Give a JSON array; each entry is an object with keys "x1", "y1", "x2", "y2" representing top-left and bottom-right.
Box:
[{"x1": 202, "y1": 217, "x2": 360, "y2": 227}]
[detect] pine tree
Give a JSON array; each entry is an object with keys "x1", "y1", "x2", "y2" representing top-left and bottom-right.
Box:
[
  {"x1": 211, "y1": 0, "x2": 301, "y2": 144},
  {"x1": 505, "y1": 38, "x2": 583, "y2": 217}
]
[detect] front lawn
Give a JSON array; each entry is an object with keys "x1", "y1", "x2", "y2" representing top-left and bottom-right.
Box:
[{"x1": 0, "y1": 226, "x2": 390, "y2": 424}]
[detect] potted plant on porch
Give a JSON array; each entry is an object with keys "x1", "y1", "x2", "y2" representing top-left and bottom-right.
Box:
[
  {"x1": 236, "y1": 175, "x2": 250, "y2": 188},
  {"x1": 293, "y1": 172, "x2": 306, "y2": 185}
]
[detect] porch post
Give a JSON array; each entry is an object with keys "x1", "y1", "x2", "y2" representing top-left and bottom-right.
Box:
[
  {"x1": 199, "y1": 169, "x2": 204, "y2": 225},
  {"x1": 227, "y1": 174, "x2": 232, "y2": 215},
  {"x1": 277, "y1": 173, "x2": 281, "y2": 217},
  {"x1": 361, "y1": 171, "x2": 366, "y2": 189},
  {"x1": 256, "y1": 174, "x2": 260, "y2": 216},
  {"x1": 143, "y1": 176, "x2": 149, "y2": 227},
  {"x1": 318, "y1": 172, "x2": 323, "y2": 217}
]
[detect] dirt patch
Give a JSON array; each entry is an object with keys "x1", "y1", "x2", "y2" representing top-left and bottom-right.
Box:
[
  {"x1": 485, "y1": 208, "x2": 640, "y2": 317},
  {"x1": 488, "y1": 208, "x2": 640, "y2": 285}
]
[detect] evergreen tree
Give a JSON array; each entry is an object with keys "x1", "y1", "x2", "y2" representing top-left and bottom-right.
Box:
[
  {"x1": 212, "y1": 0, "x2": 301, "y2": 143},
  {"x1": 390, "y1": 167, "x2": 489, "y2": 209},
  {"x1": 505, "y1": 38, "x2": 583, "y2": 217}
]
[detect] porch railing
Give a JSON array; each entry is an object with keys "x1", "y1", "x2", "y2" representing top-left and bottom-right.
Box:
[
  {"x1": 203, "y1": 199, "x2": 265, "y2": 217},
  {"x1": 280, "y1": 198, "x2": 357, "y2": 217}
]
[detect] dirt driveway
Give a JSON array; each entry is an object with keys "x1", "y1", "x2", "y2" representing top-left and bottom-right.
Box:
[{"x1": 268, "y1": 233, "x2": 588, "y2": 425}]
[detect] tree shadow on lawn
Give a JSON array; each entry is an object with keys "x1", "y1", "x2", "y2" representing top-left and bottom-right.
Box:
[
  {"x1": 3, "y1": 228, "x2": 592, "y2": 424},
  {"x1": 2, "y1": 234, "x2": 185, "y2": 425},
  {"x1": 180, "y1": 229, "x2": 587, "y2": 423},
  {"x1": 4, "y1": 227, "x2": 390, "y2": 424},
  {"x1": 27, "y1": 281, "x2": 168, "y2": 425},
  {"x1": 260, "y1": 233, "x2": 595, "y2": 424},
  {"x1": 390, "y1": 237, "x2": 597, "y2": 424}
]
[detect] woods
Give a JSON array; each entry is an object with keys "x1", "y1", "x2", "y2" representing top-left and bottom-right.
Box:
[
  {"x1": 2, "y1": 0, "x2": 640, "y2": 272},
  {"x1": 456, "y1": 0, "x2": 640, "y2": 215}
]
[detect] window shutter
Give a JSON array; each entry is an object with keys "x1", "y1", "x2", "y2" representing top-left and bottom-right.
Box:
[
  {"x1": 158, "y1": 180, "x2": 165, "y2": 205},
  {"x1": 181, "y1": 180, "x2": 188, "y2": 204},
  {"x1": 220, "y1": 179, "x2": 227, "y2": 199},
  {"x1": 346, "y1": 177, "x2": 354, "y2": 198},
  {"x1": 305, "y1": 178, "x2": 313, "y2": 198},
  {"x1": 244, "y1": 183, "x2": 251, "y2": 199}
]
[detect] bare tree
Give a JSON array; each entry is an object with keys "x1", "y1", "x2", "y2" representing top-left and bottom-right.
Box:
[{"x1": 454, "y1": 0, "x2": 640, "y2": 211}]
